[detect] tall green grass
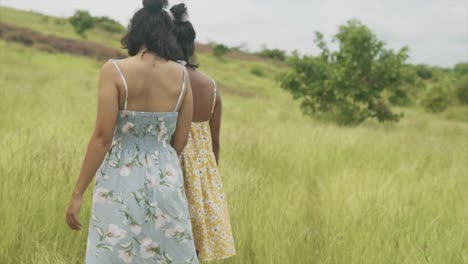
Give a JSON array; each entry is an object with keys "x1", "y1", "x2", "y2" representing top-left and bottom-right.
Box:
[{"x1": 0, "y1": 34, "x2": 467, "y2": 264}]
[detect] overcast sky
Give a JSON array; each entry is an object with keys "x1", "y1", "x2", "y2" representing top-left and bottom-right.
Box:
[{"x1": 1, "y1": 0, "x2": 467, "y2": 67}]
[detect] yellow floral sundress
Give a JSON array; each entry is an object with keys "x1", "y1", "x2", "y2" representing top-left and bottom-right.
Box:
[{"x1": 181, "y1": 82, "x2": 236, "y2": 261}]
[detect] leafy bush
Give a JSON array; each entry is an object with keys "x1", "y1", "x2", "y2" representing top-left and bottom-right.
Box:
[
  {"x1": 250, "y1": 64, "x2": 265, "y2": 77},
  {"x1": 95, "y1": 16, "x2": 126, "y2": 33},
  {"x1": 212, "y1": 44, "x2": 230, "y2": 59},
  {"x1": 455, "y1": 76, "x2": 468, "y2": 104},
  {"x1": 388, "y1": 65, "x2": 422, "y2": 106},
  {"x1": 428, "y1": 66, "x2": 453, "y2": 82},
  {"x1": 258, "y1": 48, "x2": 286, "y2": 61},
  {"x1": 454, "y1": 63, "x2": 468, "y2": 76},
  {"x1": 414, "y1": 64, "x2": 433, "y2": 79},
  {"x1": 421, "y1": 85, "x2": 451, "y2": 113},
  {"x1": 69, "y1": 10, "x2": 95, "y2": 38},
  {"x1": 280, "y1": 20, "x2": 408, "y2": 126}
]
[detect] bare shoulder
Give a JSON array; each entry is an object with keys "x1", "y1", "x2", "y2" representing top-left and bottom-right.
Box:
[
  {"x1": 100, "y1": 60, "x2": 119, "y2": 79},
  {"x1": 101, "y1": 58, "x2": 133, "y2": 75},
  {"x1": 199, "y1": 70, "x2": 221, "y2": 98},
  {"x1": 105, "y1": 57, "x2": 133, "y2": 67},
  {"x1": 162, "y1": 61, "x2": 189, "y2": 81},
  {"x1": 198, "y1": 70, "x2": 215, "y2": 85},
  {"x1": 167, "y1": 60, "x2": 185, "y2": 69},
  {"x1": 102, "y1": 59, "x2": 115, "y2": 70},
  {"x1": 188, "y1": 69, "x2": 216, "y2": 88}
]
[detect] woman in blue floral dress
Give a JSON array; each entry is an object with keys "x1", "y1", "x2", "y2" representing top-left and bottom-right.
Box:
[{"x1": 65, "y1": 0, "x2": 199, "y2": 263}]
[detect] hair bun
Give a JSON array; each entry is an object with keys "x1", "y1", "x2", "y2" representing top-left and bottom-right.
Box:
[
  {"x1": 142, "y1": 0, "x2": 168, "y2": 12},
  {"x1": 170, "y1": 3, "x2": 188, "y2": 21}
]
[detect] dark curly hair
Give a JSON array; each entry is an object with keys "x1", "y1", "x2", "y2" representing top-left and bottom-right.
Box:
[
  {"x1": 170, "y1": 3, "x2": 198, "y2": 68},
  {"x1": 121, "y1": 0, "x2": 182, "y2": 61}
]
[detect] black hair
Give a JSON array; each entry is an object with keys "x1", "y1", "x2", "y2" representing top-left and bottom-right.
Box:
[
  {"x1": 170, "y1": 3, "x2": 198, "y2": 68},
  {"x1": 121, "y1": 0, "x2": 182, "y2": 61}
]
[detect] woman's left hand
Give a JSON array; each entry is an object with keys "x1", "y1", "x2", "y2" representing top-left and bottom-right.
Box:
[{"x1": 65, "y1": 195, "x2": 83, "y2": 231}]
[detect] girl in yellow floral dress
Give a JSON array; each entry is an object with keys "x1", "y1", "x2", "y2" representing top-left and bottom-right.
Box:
[{"x1": 170, "y1": 3, "x2": 236, "y2": 262}]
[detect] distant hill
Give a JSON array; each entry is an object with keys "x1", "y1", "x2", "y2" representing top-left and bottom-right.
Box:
[{"x1": 0, "y1": 5, "x2": 276, "y2": 64}]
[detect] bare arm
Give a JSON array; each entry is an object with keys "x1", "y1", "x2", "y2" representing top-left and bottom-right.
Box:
[
  {"x1": 172, "y1": 69, "x2": 193, "y2": 156},
  {"x1": 66, "y1": 61, "x2": 119, "y2": 230},
  {"x1": 209, "y1": 90, "x2": 222, "y2": 164}
]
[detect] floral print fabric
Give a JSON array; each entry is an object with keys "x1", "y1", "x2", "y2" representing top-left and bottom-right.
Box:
[
  {"x1": 86, "y1": 111, "x2": 199, "y2": 264},
  {"x1": 181, "y1": 122, "x2": 236, "y2": 261}
]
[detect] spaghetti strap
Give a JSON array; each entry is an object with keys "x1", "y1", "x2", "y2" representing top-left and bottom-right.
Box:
[
  {"x1": 174, "y1": 67, "x2": 187, "y2": 112},
  {"x1": 110, "y1": 59, "x2": 129, "y2": 111},
  {"x1": 209, "y1": 79, "x2": 217, "y2": 119}
]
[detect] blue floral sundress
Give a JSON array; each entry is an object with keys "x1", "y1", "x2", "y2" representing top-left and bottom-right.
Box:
[{"x1": 85, "y1": 59, "x2": 199, "y2": 264}]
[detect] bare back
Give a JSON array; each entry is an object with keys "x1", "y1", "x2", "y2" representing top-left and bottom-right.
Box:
[
  {"x1": 113, "y1": 55, "x2": 188, "y2": 112},
  {"x1": 187, "y1": 68, "x2": 217, "y2": 122},
  {"x1": 109, "y1": 54, "x2": 193, "y2": 155}
]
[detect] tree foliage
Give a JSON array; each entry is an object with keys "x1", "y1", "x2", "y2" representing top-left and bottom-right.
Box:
[
  {"x1": 258, "y1": 47, "x2": 286, "y2": 61},
  {"x1": 414, "y1": 64, "x2": 433, "y2": 79},
  {"x1": 69, "y1": 10, "x2": 95, "y2": 38},
  {"x1": 281, "y1": 20, "x2": 409, "y2": 125},
  {"x1": 212, "y1": 44, "x2": 230, "y2": 59},
  {"x1": 388, "y1": 65, "x2": 423, "y2": 106}
]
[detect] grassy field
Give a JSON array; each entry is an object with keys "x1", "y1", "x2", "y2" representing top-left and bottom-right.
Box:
[{"x1": 1, "y1": 6, "x2": 468, "y2": 264}]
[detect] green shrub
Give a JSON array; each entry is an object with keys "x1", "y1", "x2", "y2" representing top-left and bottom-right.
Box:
[
  {"x1": 388, "y1": 65, "x2": 421, "y2": 106},
  {"x1": 212, "y1": 44, "x2": 230, "y2": 59},
  {"x1": 455, "y1": 76, "x2": 468, "y2": 104},
  {"x1": 69, "y1": 10, "x2": 95, "y2": 38},
  {"x1": 258, "y1": 48, "x2": 286, "y2": 61},
  {"x1": 414, "y1": 64, "x2": 433, "y2": 79},
  {"x1": 421, "y1": 85, "x2": 451, "y2": 113},
  {"x1": 250, "y1": 64, "x2": 265, "y2": 77}
]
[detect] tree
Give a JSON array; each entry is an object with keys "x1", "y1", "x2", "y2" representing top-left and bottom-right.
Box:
[
  {"x1": 69, "y1": 10, "x2": 95, "y2": 38},
  {"x1": 212, "y1": 44, "x2": 230, "y2": 59},
  {"x1": 258, "y1": 47, "x2": 286, "y2": 61},
  {"x1": 280, "y1": 20, "x2": 409, "y2": 125},
  {"x1": 414, "y1": 64, "x2": 433, "y2": 79},
  {"x1": 388, "y1": 64, "x2": 422, "y2": 106}
]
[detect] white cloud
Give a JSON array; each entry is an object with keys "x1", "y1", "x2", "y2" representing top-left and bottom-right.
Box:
[{"x1": 1, "y1": 0, "x2": 466, "y2": 66}]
